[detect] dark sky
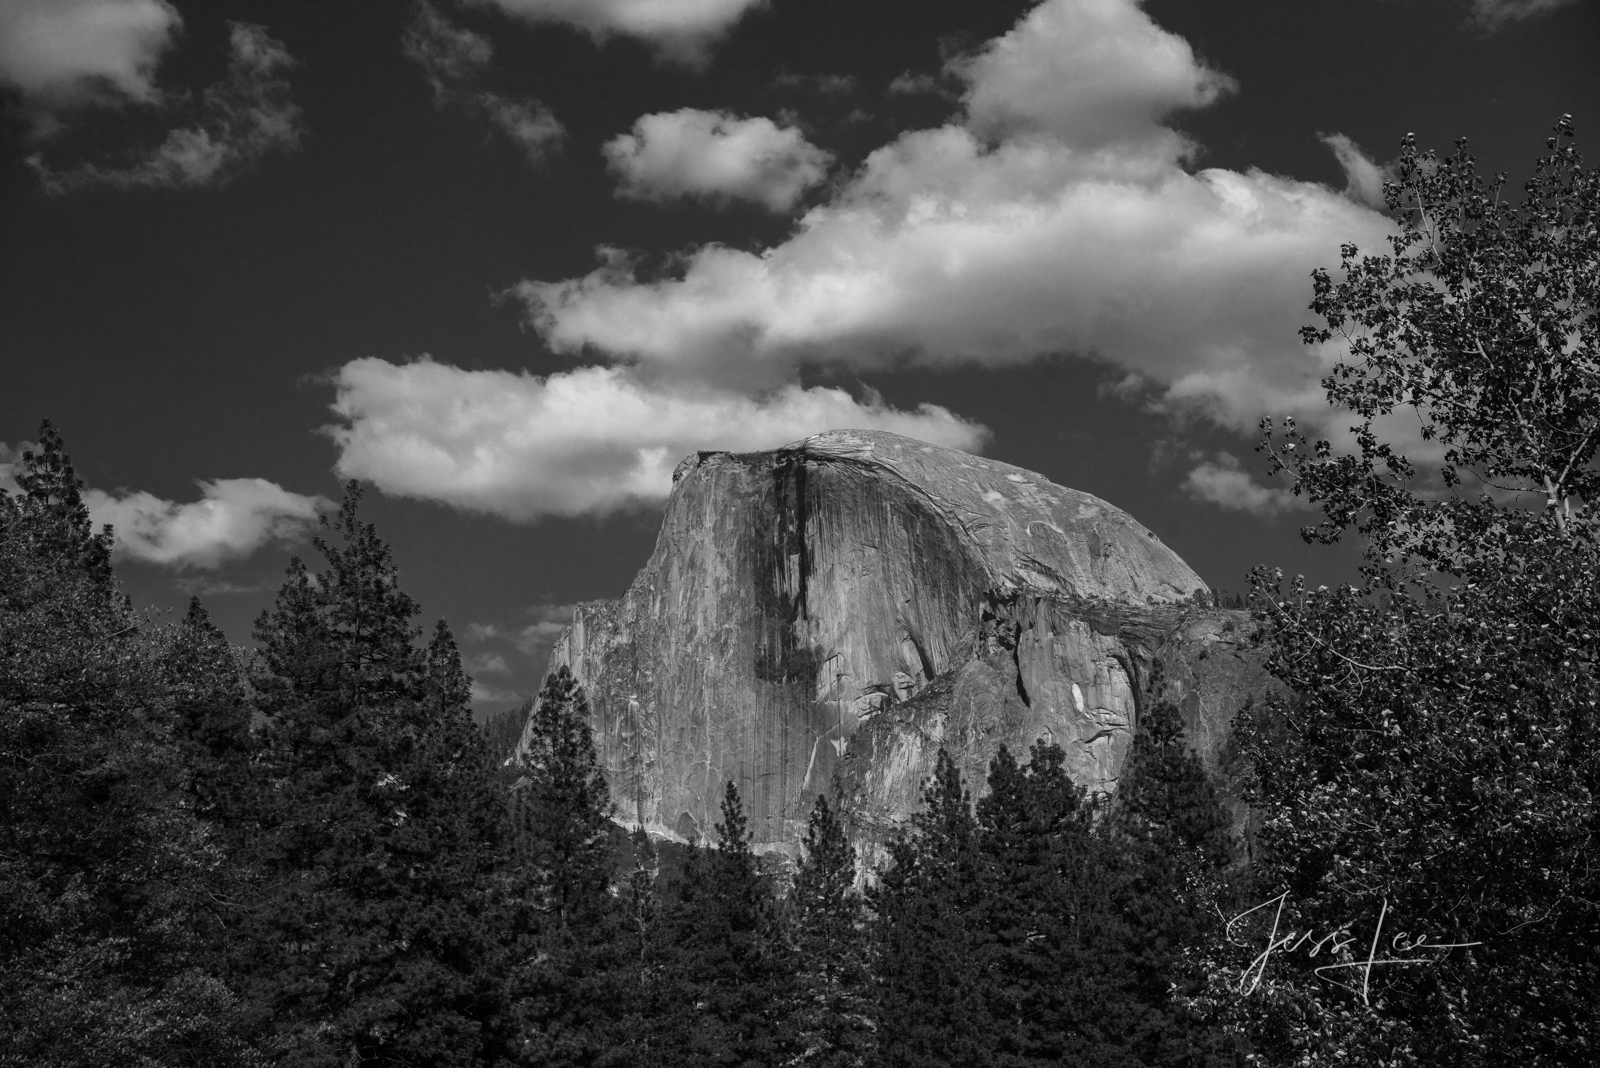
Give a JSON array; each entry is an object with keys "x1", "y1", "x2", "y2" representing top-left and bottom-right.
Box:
[{"x1": 3, "y1": 0, "x2": 1596, "y2": 709}]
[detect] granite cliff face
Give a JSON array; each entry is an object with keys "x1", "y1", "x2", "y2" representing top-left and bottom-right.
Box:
[{"x1": 520, "y1": 430, "x2": 1267, "y2": 851}]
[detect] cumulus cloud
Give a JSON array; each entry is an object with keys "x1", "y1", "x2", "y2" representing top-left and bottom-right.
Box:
[
  {"x1": 404, "y1": 1, "x2": 563, "y2": 164},
  {"x1": 953, "y1": 0, "x2": 1235, "y2": 148},
  {"x1": 0, "y1": 0, "x2": 180, "y2": 109},
  {"x1": 324, "y1": 356, "x2": 987, "y2": 520},
  {"x1": 28, "y1": 23, "x2": 303, "y2": 193},
  {"x1": 467, "y1": 0, "x2": 766, "y2": 65},
  {"x1": 1181, "y1": 452, "x2": 1303, "y2": 516},
  {"x1": 511, "y1": 0, "x2": 1397, "y2": 449},
  {"x1": 1469, "y1": 0, "x2": 1579, "y2": 29},
  {"x1": 603, "y1": 109, "x2": 832, "y2": 211},
  {"x1": 1320, "y1": 132, "x2": 1388, "y2": 209},
  {"x1": 84, "y1": 478, "x2": 330, "y2": 569}
]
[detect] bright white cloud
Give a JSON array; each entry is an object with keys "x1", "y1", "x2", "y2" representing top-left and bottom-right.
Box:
[
  {"x1": 1181, "y1": 452, "x2": 1303, "y2": 516},
  {"x1": 468, "y1": 0, "x2": 766, "y2": 65},
  {"x1": 324, "y1": 357, "x2": 988, "y2": 520},
  {"x1": 953, "y1": 0, "x2": 1234, "y2": 147},
  {"x1": 1469, "y1": 0, "x2": 1579, "y2": 29},
  {"x1": 85, "y1": 478, "x2": 329, "y2": 569},
  {"x1": 512, "y1": 0, "x2": 1397, "y2": 446},
  {"x1": 0, "y1": 0, "x2": 179, "y2": 106},
  {"x1": 404, "y1": 2, "x2": 564, "y2": 164},
  {"x1": 603, "y1": 109, "x2": 831, "y2": 211},
  {"x1": 29, "y1": 23, "x2": 303, "y2": 193}
]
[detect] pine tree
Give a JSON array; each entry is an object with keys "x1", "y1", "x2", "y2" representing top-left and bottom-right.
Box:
[
  {"x1": 968, "y1": 743, "x2": 1100, "y2": 1067},
  {"x1": 1105, "y1": 696, "x2": 1244, "y2": 1067},
  {"x1": 787, "y1": 795, "x2": 872, "y2": 1067},
  {"x1": 0, "y1": 423, "x2": 258, "y2": 1067},
  {"x1": 647, "y1": 780, "x2": 789, "y2": 1067},
  {"x1": 166, "y1": 597, "x2": 256, "y2": 827},
  {"x1": 871, "y1": 749, "x2": 987, "y2": 1068},
  {"x1": 505, "y1": 665, "x2": 625, "y2": 1067},
  {"x1": 246, "y1": 484, "x2": 510, "y2": 1067},
  {"x1": 484, "y1": 695, "x2": 534, "y2": 775}
]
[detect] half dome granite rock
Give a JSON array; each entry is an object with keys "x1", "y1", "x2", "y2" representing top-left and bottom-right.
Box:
[{"x1": 520, "y1": 429, "x2": 1269, "y2": 853}]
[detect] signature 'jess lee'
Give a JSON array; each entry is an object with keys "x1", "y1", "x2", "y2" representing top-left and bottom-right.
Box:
[{"x1": 1228, "y1": 892, "x2": 1481, "y2": 1004}]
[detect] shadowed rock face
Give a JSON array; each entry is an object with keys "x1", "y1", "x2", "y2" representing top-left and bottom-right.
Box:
[{"x1": 521, "y1": 429, "x2": 1269, "y2": 851}]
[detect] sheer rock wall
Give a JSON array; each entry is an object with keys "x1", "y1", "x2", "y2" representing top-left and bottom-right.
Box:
[{"x1": 519, "y1": 429, "x2": 1269, "y2": 851}]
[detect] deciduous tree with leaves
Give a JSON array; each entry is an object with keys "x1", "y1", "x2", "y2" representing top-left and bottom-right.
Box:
[{"x1": 1229, "y1": 121, "x2": 1600, "y2": 1067}]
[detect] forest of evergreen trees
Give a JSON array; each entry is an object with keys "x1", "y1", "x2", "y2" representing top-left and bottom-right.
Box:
[
  {"x1": 0, "y1": 421, "x2": 1250, "y2": 1067},
  {"x1": 0, "y1": 426, "x2": 1249, "y2": 1067},
  {"x1": 3, "y1": 126, "x2": 1596, "y2": 1066}
]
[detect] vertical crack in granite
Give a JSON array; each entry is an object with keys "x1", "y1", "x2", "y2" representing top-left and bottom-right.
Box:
[{"x1": 528, "y1": 430, "x2": 1273, "y2": 854}]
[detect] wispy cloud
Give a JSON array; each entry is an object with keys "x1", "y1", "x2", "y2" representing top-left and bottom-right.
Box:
[
  {"x1": 603, "y1": 108, "x2": 831, "y2": 211},
  {"x1": 467, "y1": 0, "x2": 768, "y2": 67},
  {"x1": 466, "y1": 651, "x2": 512, "y2": 676},
  {"x1": 470, "y1": 678, "x2": 524, "y2": 706},
  {"x1": 1319, "y1": 132, "x2": 1389, "y2": 209},
  {"x1": 511, "y1": 604, "x2": 576, "y2": 659},
  {"x1": 27, "y1": 23, "x2": 304, "y2": 193},
  {"x1": 462, "y1": 604, "x2": 576, "y2": 700},
  {"x1": 404, "y1": 1, "x2": 563, "y2": 165},
  {"x1": 772, "y1": 72, "x2": 856, "y2": 98},
  {"x1": 1181, "y1": 452, "x2": 1303, "y2": 516},
  {"x1": 174, "y1": 577, "x2": 273, "y2": 598},
  {"x1": 886, "y1": 71, "x2": 952, "y2": 98},
  {"x1": 1468, "y1": 0, "x2": 1579, "y2": 30},
  {"x1": 85, "y1": 478, "x2": 330, "y2": 570}
]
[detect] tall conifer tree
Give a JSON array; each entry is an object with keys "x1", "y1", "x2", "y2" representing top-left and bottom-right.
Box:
[
  {"x1": 247, "y1": 485, "x2": 508, "y2": 1067},
  {"x1": 1, "y1": 424, "x2": 258, "y2": 1067},
  {"x1": 1106, "y1": 693, "x2": 1243, "y2": 1067},
  {"x1": 647, "y1": 780, "x2": 789, "y2": 1067},
  {"x1": 787, "y1": 795, "x2": 871, "y2": 1067},
  {"x1": 872, "y1": 749, "x2": 987, "y2": 1068},
  {"x1": 506, "y1": 665, "x2": 624, "y2": 1066}
]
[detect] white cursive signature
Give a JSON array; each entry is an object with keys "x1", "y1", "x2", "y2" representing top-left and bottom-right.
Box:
[{"x1": 1227, "y1": 891, "x2": 1481, "y2": 1004}]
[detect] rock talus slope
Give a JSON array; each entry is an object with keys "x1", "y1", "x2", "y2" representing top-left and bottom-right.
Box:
[{"x1": 520, "y1": 430, "x2": 1268, "y2": 850}]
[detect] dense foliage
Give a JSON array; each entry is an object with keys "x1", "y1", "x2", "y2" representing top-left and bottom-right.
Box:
[
  {"x1": 1, "y1": 425, "x2": 260, "y2": 1067},
  {"x1": 1224, "y1": 121, "x2": 1600, "y2": 1066}
]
